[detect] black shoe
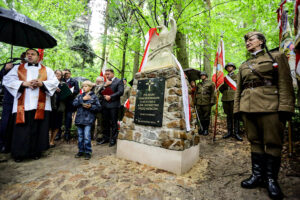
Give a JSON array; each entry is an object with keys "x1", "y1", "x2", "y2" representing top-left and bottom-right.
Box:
[
  {"x1": 64, "y1": 133, "x2": 71, "y2": 142},
  {"x1": 75, "y1": 152, "x2": 84, "y2": 158},
  {"x1": 265, "y1": 154, "x2": 283, "y2": 200},
  {"x1": 0, "y1": 146, "x2": 9, "y2": 154},
  {"x1": 14, "y1": 157, "x2": 23, "y2": 162},
  {"x1": 84, "y1": 153, "x2": 91, "y2": 160},
  {"x1": 241, "y1": 153, "x2": 265, "y2": 189},
  {"x1": 234, "y1": 133, "x2": 243, "y2": 141},
  {"x1": 223, "y1": 132, "x2": 232, "y2": 139},
  {"x1": 202, "y1": 130, "x2": 209, "y2": 136},
  {"x1": 224, "y1": 116, "x2": 233, "y2": 139},
  {"x1": 96, "y1": 138, "x2": 102, "y2": 143},
  {"x1": 233, "y1": 118, "x2": 242, "y2": 141},
  {"x1": 54, "y1": 134, "x2": 61, "y2": 141},
  {"x1": 198, "y1": 128, "x2": 203, "y2": 135},
  {"x1": 109, "y1": 140, "x2": 116, "y2": 147},
  {"x1": 32, "y1": 153, "x2": 41, "y2": 160},
  {"x1": 202, "y1": 120, "x2": 210, "y2": 136},
  {"x1": 97, "y1": 139, "x2": 108, "y2": 145}
]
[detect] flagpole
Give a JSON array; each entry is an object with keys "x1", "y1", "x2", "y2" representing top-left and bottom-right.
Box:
[{"x1": 213, "y1": 32, "x2": 224, "y2": 142}]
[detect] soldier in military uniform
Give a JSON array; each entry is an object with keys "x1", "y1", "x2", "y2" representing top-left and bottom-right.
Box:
[
  {"x1": 234, "y1": 32, "x2": 294, "y2": 200},
  {"x1": 219, "y1": 63, "x2": 242, "y2": 141},
  {"x1": 195, "y1": 71, "x2": 216, "y2": 135}
]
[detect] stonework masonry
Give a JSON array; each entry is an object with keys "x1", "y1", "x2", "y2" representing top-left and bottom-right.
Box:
[{"x1": 119, "y1": 66, "x2": 199, "y2": 151}]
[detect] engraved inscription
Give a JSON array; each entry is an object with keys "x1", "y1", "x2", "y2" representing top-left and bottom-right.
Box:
[{"x1": 134, "y1": 78, "x2": 165, "y2": 127}]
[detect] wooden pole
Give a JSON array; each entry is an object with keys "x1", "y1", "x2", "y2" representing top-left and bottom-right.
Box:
[{"x1": 288, "y1": 120, "x2": 293, "y2": 157}]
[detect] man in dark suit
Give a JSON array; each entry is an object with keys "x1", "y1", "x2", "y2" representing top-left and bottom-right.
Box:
[
  {"x1": 97, "y1": 69, "x2": 124, "y2": 147},
  {"x1": 61, "y1": 69, "x2": 79, "y2": 141},
  {"x1": 0, "y1": 52, "x2": 26, "y2": 153}
]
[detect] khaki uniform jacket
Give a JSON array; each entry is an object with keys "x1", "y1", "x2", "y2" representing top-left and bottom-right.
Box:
[
  {"x1": 234, "y1": 51, "x2": 294, "y2": 114},
  {"x1": 219, "y1": 72, "x2": 237, "y2": 102},
  {"x1": 120, "y1": 85, "x2": 131, "y2": 105},
  {"x1": 195, "y1": 80, "x2": 216, "y2": 106}
]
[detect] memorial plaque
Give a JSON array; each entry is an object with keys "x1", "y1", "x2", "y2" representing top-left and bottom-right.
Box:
[{"x1": 134, "y1": 78, "x2": 165, "y2": 127}]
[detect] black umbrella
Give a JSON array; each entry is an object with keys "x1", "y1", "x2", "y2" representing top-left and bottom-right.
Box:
[
  {"x1": 183, "y1": 68, "x2": 201, "y2": 82},
  {"x1": 0, "y1": 7, "x2": 57, "y2": 58}
]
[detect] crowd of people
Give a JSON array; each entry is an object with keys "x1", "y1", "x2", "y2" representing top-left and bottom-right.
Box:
[{"x1": 0, "y1": 49, "x2": 130, "y2": 162}]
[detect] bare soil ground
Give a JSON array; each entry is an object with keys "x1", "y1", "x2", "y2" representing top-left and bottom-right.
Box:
[{"x1": 0, "y1": 120, "x2": 299, "y2": 200}]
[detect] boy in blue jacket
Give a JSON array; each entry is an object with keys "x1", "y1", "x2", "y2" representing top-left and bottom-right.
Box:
[{"x1": 73, "y1": 80, "x2": 101, "y2": 160}]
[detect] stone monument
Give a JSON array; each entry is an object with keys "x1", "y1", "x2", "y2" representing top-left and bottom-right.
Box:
[{"x1": 117, "y1": 18, "x2": 199, "y2": 175}]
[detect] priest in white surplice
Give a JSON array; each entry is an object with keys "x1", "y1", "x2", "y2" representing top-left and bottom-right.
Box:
[{"x1": 3, "y1": 49, "x2": 59, "y2": 162}]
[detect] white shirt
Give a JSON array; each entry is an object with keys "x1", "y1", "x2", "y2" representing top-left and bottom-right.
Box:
[
  {"x1": 3, "y1": 63, "x2": 59, "y2": 113},
  {"x1": 251, "y1": 49, "x2": 263, "y2": 56}
]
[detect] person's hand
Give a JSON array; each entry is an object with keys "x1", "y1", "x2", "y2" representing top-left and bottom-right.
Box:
[
  {"x1": 5, "y1": 63, "x2": 13, "y2": 71},
  {"x1": 22, "y1": 81, "x2": 33, "y2": 89},
  {"x1": 83, "y1": 94, "x2": 91, "y2": 100},
  {"x1": 104, "y1": 95, "x2": 111, "y2": 101},
  {"x1": 31, "y1": 79, "x2": 43, "y2": 88},
  {"x1": 56, "y1": 88, "x2": 61, "y2": 92},
  {"x1": 105, "y1": 80, "x2": 112, "y2": 87},
  {"x1": 82, "y1": 103, "x2": 91, "y2": 109}
]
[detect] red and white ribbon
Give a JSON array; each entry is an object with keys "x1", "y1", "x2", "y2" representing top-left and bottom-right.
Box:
[
  {"x1": 224, "y1": 75, "x2": 237, "y2": 91},
  {"x1": 172, "y1": 54, "x2": 191, "y2": 132},
  {"x1": 124, "y1": 98, "x2": 130, "y2": 110},
  {"x1": 138, "y1": 28, "x2": 158, "y2": 72},
  {"x1": 100, "y1": 58, "x2": 107, "y2": 82}
]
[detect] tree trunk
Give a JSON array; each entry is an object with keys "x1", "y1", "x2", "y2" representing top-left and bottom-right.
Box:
[
  {"x1": 133, "y1": 34, "x2": 141, "y2": 77},
  {"x1": 100, "y1": 0, "x2": 110, "y2": 69},
  {"x1": 174, "y1": 2, "x2": 189, "y2": 69},
  {"x1": 121, "y1": 32, "x2": 129, "y2": 79},
  {"x1": 203, "y1": 0, "x2": 211, "y2": 77},
  {"x1": 203, "y1": 38, "x2": 211, "y2": 76},
  {"x1": 175, "y1": 31, "x2": 189, "y2": 69}
]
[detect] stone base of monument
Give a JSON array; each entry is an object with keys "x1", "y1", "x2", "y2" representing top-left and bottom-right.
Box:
[
  {"x1": 117, "y1": 66, "x2": 200, "y2": 175},
  {"x1": 117, "y1": 140, "x2": 199, "y2": 175}
]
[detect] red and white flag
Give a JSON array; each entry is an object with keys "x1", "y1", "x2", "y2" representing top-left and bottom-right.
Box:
[
  {"x1": 38, "y1": 49, "x2": 44, "y2": 62},
  {"x1": 124, "y1": 98, "x2": 130, "y2": 110},
  {"x1": 212, "y1": 39, "x2": 225, "y2": 90},
  {"x1": 277, "y1": 0, "x2": 287, "y2": 42},
  {"x1": 138, "y1": 28, "x2": 158, "y2": 72},
  {"x1": 100, "y1": 58, "x2": 107, "y2": 82},
  {"x1": 224, "y1": 75, "x2": 236, "y2": 91}
]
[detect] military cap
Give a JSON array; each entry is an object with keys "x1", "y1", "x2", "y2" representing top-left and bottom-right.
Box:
[
  {"x1": 244, "y1": 31, "x2": 266, "y2": 46},
  {"x1": 225, "y1": 62, "x2": 236, "y2": 70},
  {"x1": 200, "y1": 71, "x2": 208, "y2": 77}
]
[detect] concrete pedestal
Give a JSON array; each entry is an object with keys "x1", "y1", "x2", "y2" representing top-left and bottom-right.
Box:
[{"x1": 116, "y1": 139, "x2": 200, "y2": 175}]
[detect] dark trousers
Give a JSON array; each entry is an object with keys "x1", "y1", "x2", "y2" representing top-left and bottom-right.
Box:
[
  {"x1": 0, "y1": 103, "x2": 13, "y2": 150},
  {"x1": 64, "y1": 110, "x2": 73, "y2": 133},
  {"x1": 242, "y1": 113, "x2": 284, "y2": 157},
  {"x1": 12, "y1": 110, "x2": 50, "y2": 158},
  {"x1": 102, "y1": 107, "x2": 118, "y2": 141}
]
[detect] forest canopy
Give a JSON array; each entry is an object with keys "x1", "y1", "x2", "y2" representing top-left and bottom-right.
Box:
[{"x1": 0, "y1": 0, "x2": 294, "y2": 81}]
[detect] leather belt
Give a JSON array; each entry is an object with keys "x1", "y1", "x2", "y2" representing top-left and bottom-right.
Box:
[{"x1": 243, "y1": 80, "x2": 273, "y2": 89}]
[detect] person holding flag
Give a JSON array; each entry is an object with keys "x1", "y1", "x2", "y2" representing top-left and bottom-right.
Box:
[
  {"x1": 195, "y1": 71, "x2": 216, "y2": 135},
  {"x1": 234, "y1": 32, "x2": 294, "y2": 200},
  {"x1": 219, "y1": 63, "x2": 242, "y2": 141}
]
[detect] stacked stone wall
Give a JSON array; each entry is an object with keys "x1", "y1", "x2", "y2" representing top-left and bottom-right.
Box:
[{"x1": 119, "y1": 66, "x2": 199, "y2": 151}]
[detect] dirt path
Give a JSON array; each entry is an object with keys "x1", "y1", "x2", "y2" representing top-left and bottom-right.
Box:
[{"x1": 0, "y1": 132, "x2": 299, "y2": 200}]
